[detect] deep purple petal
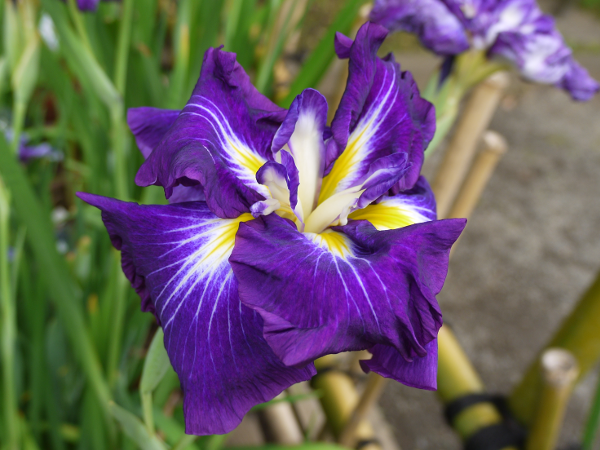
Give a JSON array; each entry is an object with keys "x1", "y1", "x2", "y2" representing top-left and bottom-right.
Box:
[
  {"x1": 77, "y1": 193, "x2": 315, "y2": 435},
  {"x1": 76, "y1": 0, "x2": 100, "y2": 11},
  {"x1": 135, "y1": 47, "x2": 287, "y2": 218},
  {"x1": 370, "y1": 0, "x2": 469, "y2": 55},
  {"x1": 127, "y1": 107, "x2": 180, "y2": 159},
  {"x1": 323, "y1": 23, "x2": 435, "y2": 203},
  {"x1": 361, "y1": 339, "x2": 438, "y2": 390},
  {"x1": 230, "y1": 214, "x2": 465, "y2": 367}
]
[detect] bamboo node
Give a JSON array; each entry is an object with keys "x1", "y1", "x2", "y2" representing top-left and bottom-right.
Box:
[{"x1": 541, "y1": 348, "x2": 579, "y2": 387}]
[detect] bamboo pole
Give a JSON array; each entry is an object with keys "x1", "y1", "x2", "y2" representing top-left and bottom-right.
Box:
[
  {"x1": 525, "y1": 349, "x2": 579, "y2": 450},
  {"x1": 447, "y1": 131, "x2": 507, "y2": 220},
  {"x1": 510, "y1": 270, "x2": 600, "y2": 425},
  {"x1": 312, "y1": 356, "x2": 380, "y2": 450},
  {"x1": 258, "y1": 393, "x2": 304, "y2": 444},
  {"x1": 432, "y1": 72, "x2": 510, "y2": 219},
  {"x1": 447, "y1": 130, "x2": 508, "y2": 257},
  {"x1": 437, "y1": 325, "x2": 517, "y2": 449},
  {"x1": 338, "y1": 373, "x2": 389, "y2": 447}
]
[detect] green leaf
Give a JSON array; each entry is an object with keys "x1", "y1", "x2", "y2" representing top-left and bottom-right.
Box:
[
  {"x1": 0, "y1": 135, "x2": 114, "y2": 429},
  {"x1": 140, "y1": 328, "x2": 171, "y2": 434},
  {"x1": 109, "y1": 402, "x2": 168, "y2": 450},
  {"x1": 278, "y1": 0, "x2": 367, "y2": 108},
  {"x1": 140, "y1": 329, "x2": 170, "y2": 395},
  {"x1": 42, "y1": 0, "x2": 121, "y2": 110},
  {"x1": 255, "y1": 0, "x2": 309, "y2": 95},
  {"x1": 11, "y1": 33, "x2": 41, "y2": 104}
]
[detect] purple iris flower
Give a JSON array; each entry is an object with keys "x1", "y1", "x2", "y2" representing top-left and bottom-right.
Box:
[
  {"x1": 72, "y1": 0, "x2": 115, "y2": 12},
  {"x1": 4, "y1": 130, "x2": 63, "y2": 163},
  {"x1": 79, "y1": 22, "x2": 466, "y2": 435},
  {"x1": 76, "y1": 0, "x2": 98, "y2": 10},
  {"x1": 370, "y1": 0, "x2": 599, "y2": 101}
]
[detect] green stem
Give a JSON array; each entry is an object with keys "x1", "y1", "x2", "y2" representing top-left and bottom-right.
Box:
[
  {"x1": 10, "y1": 100, "x2": 25, "y2": 154},
  {"x1": 141, "y1": 392, "x2": 155, "y2": 435},
  {"x1": 582, "y1": 372, "x2": 600, "y2": 449},
  {"x1": 106, "y1": 251, "x2": 128, "y2": 386},
  {"x1": 0, "y1": 179, "x2": 18, "y2": 450},
  {"x1": 66, "y1": 0, "x2": 93, "y2": 53},
  {"x1": 114, "y1": 0, "x2": 135, "y2": 95},
  {"x1": 110, "y1": 106, "x2": 129, "y2": 200},
  {"x1": 171, "y1": 434, "x2": 198, "y2": 450},
  {"x1": 204, "y1": 433, "x2": 230, "y2": 450}
]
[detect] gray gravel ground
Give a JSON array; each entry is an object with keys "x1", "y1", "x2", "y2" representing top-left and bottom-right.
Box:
[{"x1": 379, "y1": 8, "x2": 600, "y2": 449}]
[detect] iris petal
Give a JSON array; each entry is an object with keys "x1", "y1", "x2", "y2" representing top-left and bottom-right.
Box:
[
  {"x1": 127, "y1": 107, "x2": 180, "y2": 159},
  {"x1": 78, "y1": 193, "x2": 315, "y2": 435},
  {"x1": 321, "y1": 23, "x2": 435, "y2": 204},
  {"x1": 230, "y1": 213, "x2": 466, "y2": 372},
  {"x1": 135, "y1": 47, "x2": 287, "y2": 218},
  {"x1": 349, "y1": 176, "x2": 436, "y2": 230},
  {"x1": 370, "y1": 0, "x2": 469, "y2": 55},
  {"x1": 272, "y1": 89, "x2": 328, "y2": 217},
  {"x1": 362, "y1": 339, "x2": 438, "y2": 390}
]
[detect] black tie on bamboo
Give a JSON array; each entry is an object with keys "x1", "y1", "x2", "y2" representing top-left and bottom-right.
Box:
[{"x1": 444, "y1": 393, "x2": 526, "y2": 450}]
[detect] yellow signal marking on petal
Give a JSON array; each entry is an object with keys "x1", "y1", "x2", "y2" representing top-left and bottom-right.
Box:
[
  {"x1": 203, "y1": 213, "x2": 254, "y2": 262},
  {"x1": 348, "y1": 203, "x2": 420, "y2": 231},
  {"x1": 308, "y1": 229, "x2": 351, "y2": 258},
  {"x1": 318, "y1": 123, "x2": 371, "y2": 204},
  {"x1": 227, "y1": 138, "x2": 265, "y2": 175}
]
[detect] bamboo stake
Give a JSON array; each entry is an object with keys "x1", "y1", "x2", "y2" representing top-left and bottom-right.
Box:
[
  {"x1": 510, "y1": 270, "x2": 600, "y2": 425},
  {"x1": 447, "y1": 131, "x2": 507, "y2": 220},
  {"x1": 288, "y1": 381, "x2": 326, "y2": 440},
  {"x1": 525, "y1": 349, "x2": 579, "y2": 450},
  {"x1": 447, "y1": 130, "x2": 508, "y2": 257},
  {"x1": 338, "y1": 373, "x2": 389, "y2": 447},
  {"x1": 259, "y1": 393, "x2": 304, "y2": 444},
  {"x1": 432, "y1": 72, "x2": 510, "y2": 219},
  {"x1": 312, "y1": 356, "x2": 380, "y2": 450},
  {"x1": 437, "y1": 325, "x2": 517, "y2": 448}
]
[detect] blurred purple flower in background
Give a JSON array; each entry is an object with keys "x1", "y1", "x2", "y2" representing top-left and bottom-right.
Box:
[
  {"x1": 76, "y1": 0, "x2": 100, "y2": 11},
  {"x1": 370, "y1": 0, "x2": 599, "y2": 100},
  {"x1": 80, "y1": 22, "x2": 465, "y2": 435},
  {"x1": 4, "y1": 130, "x2": 63, "y2": 163}
]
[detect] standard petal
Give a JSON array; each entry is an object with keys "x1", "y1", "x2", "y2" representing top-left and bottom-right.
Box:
[
  {"x1": 361, "y1": 339, "x2": 438, "y2": 390},
  {"x1": 230, "y1": 214, "x2": 466, "y2": 368},
  {"x1": 349, "y1": 176, "x2": 436, "y2": 230},
  {"x1": 127, "y1": 107, "x2": 180, "y2": 159},
  {"x1": 78, "y1": 193, "x2": 315, "y2": 435},
  {"x1": 272, "y1": 89, "x2": 328, "y2": 217},
  {"x1": 135, "y1": 47, "x2": 287, "y2": 218},
  {"x1": 322, "y1": 23, "x2": 435, "y2": 204},
  {"x1": 370, "y1": 0, "x2": 469, "y2": 55}
]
